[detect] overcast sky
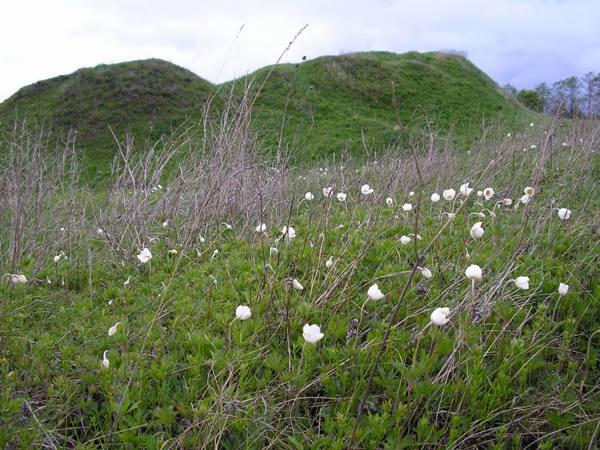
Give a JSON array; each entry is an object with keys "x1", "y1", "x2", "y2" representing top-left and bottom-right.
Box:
[{"x1": 1, "y1": 0, "x2": 598, "y2": 102}]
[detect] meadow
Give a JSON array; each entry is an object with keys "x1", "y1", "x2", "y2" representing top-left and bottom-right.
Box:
[{"x1": 0, "y1": 102, "x2": 599, "y2": 448}]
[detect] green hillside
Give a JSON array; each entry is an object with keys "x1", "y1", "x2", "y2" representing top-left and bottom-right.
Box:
[
  {"x1": 233, "y1": 51, "x2": 535, "y2": 158},
  {"x1": 0, "y1": 59, "x2": 213, "y2": 159},
  {"x1": 0, "y1": 51, "x2": 536, "y2": 164}
]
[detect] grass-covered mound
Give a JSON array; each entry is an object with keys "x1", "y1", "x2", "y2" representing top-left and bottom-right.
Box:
[
  {"x1": 0, "y1": 59, "x2": 213, "y2": 172},
  {"x1": 232, "y1": 51, "x2": 536, "y2": 159},
  {"x1": 0, "y1": 51, "x2": 536, "y2": 167},
  {"x1": 0, "y1": 116, "x2": 598, "y2": 448}
]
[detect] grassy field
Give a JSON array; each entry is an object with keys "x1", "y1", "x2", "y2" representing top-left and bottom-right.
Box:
[
  {"x1": 0, "y1": 51, "x2": 537, "y2": 172},
  {"x1": 0, "y1": 108, "x2": 598, "y2": 448}
]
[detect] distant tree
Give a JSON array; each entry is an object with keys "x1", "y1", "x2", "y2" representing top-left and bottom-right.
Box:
[
  {"x1": 551, "y1": 76, "x2": 581, "y2": 117},
  {"x1": 534, "y1": 82, "x2": 552, "y2": 113},
  {"x1": 529, "y1": 73, "x2": 598, "y2": 117},
  {"x1": 553, "y1": 76, "x2": 581, "y2": 117},
  {"x1": 517, "y1": 89, "x2": 543, "y2": 112},
  {"x1": 551, "y1": 80, "x2": 567, "y2": 115},
  {"x1": 565, "y1": 76, "x2": 582, "y2": 116},
  {"x1": 503, "y1": 83, "x2": 518, "y2": 97},
  {"x1": 581, "y1": 71, "x2": 600, "y2": 115}
]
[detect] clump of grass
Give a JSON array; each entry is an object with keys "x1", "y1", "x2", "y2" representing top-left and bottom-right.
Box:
[{"x1": 0, "y1": 124, "x2": 85, "y2": 274}]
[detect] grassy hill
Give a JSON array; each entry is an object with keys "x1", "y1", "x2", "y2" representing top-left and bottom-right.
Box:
[
  {"x1": 0, "y1": 59, "x2": 213, "y2": 164},
  {"x1": 233, "y1": 51, "x2": 535, "y2": 158},
  {"x1": 0, "y1": 52, "x2": 536, "y2": 165}
]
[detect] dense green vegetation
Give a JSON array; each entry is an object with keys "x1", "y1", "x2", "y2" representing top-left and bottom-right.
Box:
[
  {"x1": 0, "y1": 115, "x2": 598, "y2": 448},
  {"x1": 517, "y1": 89, "x2": 544, "y2": 112},
  {"x1": 0, "y1": 51, "x2": 537, "y2": 168}
]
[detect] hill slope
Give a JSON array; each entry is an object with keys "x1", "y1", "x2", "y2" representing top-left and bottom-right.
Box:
[
  {"x1": 0, "y1": 52, "x2": 536, "y2": 163},
  {"x1": 234, "y1": 51, "x2": 534, "y2": 159},
  {"x1": 0, "y1": 59, "x2": 214, "y2": 158}
]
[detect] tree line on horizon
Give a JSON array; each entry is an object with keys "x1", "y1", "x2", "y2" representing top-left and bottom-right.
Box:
[{"x1": 503, "y1": 71, "x2": 599, "y2": 117}]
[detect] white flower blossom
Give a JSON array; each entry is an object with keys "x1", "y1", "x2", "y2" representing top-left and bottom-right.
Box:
[
  {"x1": 102, "y1": 351, "x2": 110, "y2": 369},
  {"x1": 419, "y1": 267, "x2": 433, "y2": 279},
  {"x1": 361, "y1": 184, "x2": 374, "y2": 195},
  {"x1": 367, "y1": 283, "x2": 385, "y2": 301},
  {"x1": 558, "y1": 283, "x2": 569, "y2": 296},
  {"x1": 6, "y1": 274, "x2": 27, "y2": 284},
  {"x1": 137, "y1": 248, "x2": 152, "y2": 264},
  {"x1": 235, "y1": 305, "x2": 252, "y2": 320},
  {"x1": 460, "y1": 183, "x2": 474, "y2": 196},
  {"x1": 483, "y1": 188, "x2": 494, "y2": 200},
  {"x1": 465, "y1": 264, "x2": 483, "y2": 281},
  {"x1": 303, "y1": 324, "x2": 324, "y2": 344},
  {"x1": 514, "y1": 276, "x2": 530, "y2": 290},
  {"x1": 470, "y1": 222, "x2": 485, "y2": 239},
  {"x1": 281, "y1": 226, "x2": 296, "y2": 240},
  {"x1": 430, "y1": 307, "x2": 450, "y2": 326},
  {"x1": 108, "y1": 322, "x2": 122, "y2": 336},
  {"x1": 557, "y1": 208, "x2": 571, "y2": 220},
  {"x1": 443, "y1": 189, "x2": 456, "y2": 201}
]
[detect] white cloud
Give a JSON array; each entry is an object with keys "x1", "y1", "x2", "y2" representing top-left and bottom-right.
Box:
[{"x1": 1, "y1": 0, "x2": 598, "y2": 101}]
